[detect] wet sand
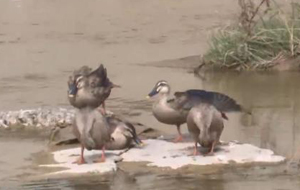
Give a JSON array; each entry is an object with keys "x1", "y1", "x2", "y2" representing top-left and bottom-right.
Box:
[{"x1": 0, "y1": 0, "x2": 239, "y2": 110}]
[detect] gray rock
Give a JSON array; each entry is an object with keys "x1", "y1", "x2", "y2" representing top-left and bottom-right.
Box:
[{"x1": 0, "y1": 108, "x2": 75, "y2": 129}]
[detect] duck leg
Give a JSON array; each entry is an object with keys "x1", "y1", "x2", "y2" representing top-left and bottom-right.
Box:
[
  {"x1": 193, "y1": 141, "x2": 200, "y2": 156},
  {"x1": 94, "y1": 146, "x2": 106, "y2": 163},
  {"x1": 74, "y1": 144, "x2": 86, "y2": 165},
  {"x1": 206, "y1": 141, "x2": 216, "y2": 156},
  {"x1": 173, "y1": 124, "x2": 183, "y2": 142},
  {"x1": 98, "y1": 102, "x2": 106, "y2": 115},
  {"x1": 100, "y1": 146, "x2": 106, "y2": 162}
]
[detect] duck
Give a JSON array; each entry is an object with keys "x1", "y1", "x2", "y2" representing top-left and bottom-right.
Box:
[
  {"x1": 147, "y1": 80, "x2": 246, "y2": 142},
  {"x1": 69, "y1": 70, "x2": 140, "y2": 163},
  {"x1": 186, "y1": 103, "x2": 224, "y2": 156},
  {"x1": 68, "y1": 64, "x2": 120, "y2": 113},
  {"x1": 73, "y1": 106, "x2": 111, "y2": 164},
  {"x1": 105, "y1": 115, "x2": 143, "y2": 150},
  {"x1": 147, "y1": 81, "x2": 187, "y2": 142},
  {"x1": 73, "y1": 107, "x2": 143, "y2": 164}
]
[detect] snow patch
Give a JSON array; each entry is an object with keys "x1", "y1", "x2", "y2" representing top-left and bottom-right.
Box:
[{"x1": 41, "y1": 139, "x2": 285, "y2": 174}]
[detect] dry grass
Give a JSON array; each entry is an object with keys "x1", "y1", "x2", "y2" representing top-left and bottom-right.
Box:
[{"x1": 203, "y1": 0, "x2": 300, "y2": 70}]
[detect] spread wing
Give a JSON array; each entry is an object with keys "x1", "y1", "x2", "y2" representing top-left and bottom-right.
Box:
[
  {"x1": 88, "y1": 64, "x2": 110, "y2": 86},
  {"x1": 73, "y1": 66, "x2": 93, "y2": 77},
  {"x1": 173, "y1": 89, "x2": 245, "y2": 113}
]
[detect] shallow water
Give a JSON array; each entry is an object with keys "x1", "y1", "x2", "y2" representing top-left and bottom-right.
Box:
[{"x1": 1, "y1": 0, "x2": 300, "y2": 189}]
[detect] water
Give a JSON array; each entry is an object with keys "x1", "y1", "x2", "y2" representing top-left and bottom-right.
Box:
[{"x1": 0, "y1": 0, "x2": 299, "y2": 189}]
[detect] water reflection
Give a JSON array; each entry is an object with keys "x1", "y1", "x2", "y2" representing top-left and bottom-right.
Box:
[
  {"x1": 198, "y1": 71, "x2": 300, "y2": 159},
  {"x1": 2, "y1": 69, "x2": 300, "y2": 189},
  {"x1": 2, "y1": 67, "x2": 300, "y2": 189},
  {"x1": 21, "y1": 164, "x2": 300, "y2": 190}
]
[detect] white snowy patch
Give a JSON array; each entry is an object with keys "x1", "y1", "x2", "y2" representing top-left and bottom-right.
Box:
[
  {"x1": 122, "y1": 139, "x2": 285, "y2": 169},
  {"x1": 41, "y1": 139, "x2": 285, "y2": 175},
  {"x1": 40, "y1": 148, "x2": 124, "y2": 175}
]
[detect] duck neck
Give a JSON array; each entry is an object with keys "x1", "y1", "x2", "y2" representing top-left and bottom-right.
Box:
[
  {"x1": 76, "y1": 107, "x2": 96, "y2": 150},
  {"x1": 156, "y1": 92, "x2": 170, "y2": 103},
  {"x1": 76, "y1": 107, "x2": 94, "y2": 132}
]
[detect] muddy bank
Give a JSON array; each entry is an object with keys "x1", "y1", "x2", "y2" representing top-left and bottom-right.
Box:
[
  {"x1": 193, "y1": 56, "x2": 300, "y2": 73},
  {"x1": 0, "y1": 0, "x2": 241, "y2": 112},
  {"x1": 140, "y1": 54, "x2": 300, "y2": 74}
]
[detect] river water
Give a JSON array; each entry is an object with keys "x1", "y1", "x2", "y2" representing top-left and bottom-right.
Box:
[{"x1": 0, "y1": 0, "x2": 299, "y2": 189}]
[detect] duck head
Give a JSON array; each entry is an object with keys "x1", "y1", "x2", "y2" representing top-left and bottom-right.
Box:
[
  {"x1": 67, "y1": 75, "x2": 86, "y2": 97},
  {"x1": 147, "y1": 80, "x2": 170, "y2": 98},
  {"x1": 68, "y1": 65, "x2": 93, "y2": 95}
]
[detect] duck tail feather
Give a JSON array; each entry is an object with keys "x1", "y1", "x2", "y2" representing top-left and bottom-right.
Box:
[{"x1": 124, "y1": 122, "x2": 142, "y2": 144}]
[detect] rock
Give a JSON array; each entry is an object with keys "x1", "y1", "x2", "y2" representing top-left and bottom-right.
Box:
[
  {"x1": 0, "y1": 108, "x2": 75, "y2": 129},
  {"x1": 49, "y1": 125, "x2": 79, "y2": 146},
  {"x1": 40, "y1": 148, "x2": 122, "y2": 175},
  {"x1": 40, "y1": 139, "x2": 285, "y2": 175},
  {"x1": 122, "y1": 140, "x2": 286, "y2": 169}
]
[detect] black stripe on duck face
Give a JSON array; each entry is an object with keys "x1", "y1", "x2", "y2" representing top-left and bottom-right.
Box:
[{"x1": 147, "y1": 80, "x2": 169, "y2": 97}]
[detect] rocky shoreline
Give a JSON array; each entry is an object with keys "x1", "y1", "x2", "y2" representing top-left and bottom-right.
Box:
[{"x1": 0, "y1": 108, "x2": 75, "y2": 129}]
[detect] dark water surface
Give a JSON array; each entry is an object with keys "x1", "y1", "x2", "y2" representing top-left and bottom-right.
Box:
[{"x1": 2, "y1": 70, "x2": 300, "y2": 190}]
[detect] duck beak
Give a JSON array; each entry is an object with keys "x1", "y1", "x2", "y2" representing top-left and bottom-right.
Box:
[
  {"x1": 137, "y1": 142, "x2": 145, "y2": 147},
  {"x1": 68, "y1": 84, "x2": 78, "y2": 97},
  {"x1": 134, "y1": 137, "x2": 144, "y2": 146},
  {"x1": 112, "y1": 83, "x2": 121, "y2": 88},
  {"x1": 147, "y1": 87, "x2": 158, "y2": 98}
]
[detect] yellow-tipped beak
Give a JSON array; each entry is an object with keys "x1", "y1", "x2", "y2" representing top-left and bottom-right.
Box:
[
  {"x1": 112, "y1": 83, "x2": 121, "y2": 88},
  {"x1": 146, "y1": 95, "x2": 150, "y2": 99},
  {"x1": 138, "y1": 142, "x2": 145, "y2": 147}
]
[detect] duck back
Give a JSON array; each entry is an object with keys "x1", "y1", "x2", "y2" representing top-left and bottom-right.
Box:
[
  {"x1": 73, "y1": 107, "x2": 111, "y2": 150},
  {"x1": 187, "y1": 104, "x2": 224, "y2": 148}
]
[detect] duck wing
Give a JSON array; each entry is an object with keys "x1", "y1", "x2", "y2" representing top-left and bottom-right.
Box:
[
  {"x1": 174, "y1": 89, "x2": 245, "y2": 113},
  {"x1": 88, "y1": 64, "x2": 110, "y2": 87},
  {"x1": 166, "y1": 98, "x2": 183, "y2": 110},
  {"x1": 106, "y1": 115, "x2": 121, "y2": 134},
  {"x1": 74, "y1": 66, "x2": 93, "y2": 77}
]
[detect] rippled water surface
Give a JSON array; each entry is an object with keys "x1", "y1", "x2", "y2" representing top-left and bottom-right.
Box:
[{"x1": 0, "y1": 0, "x2": 299, "y2": 189}]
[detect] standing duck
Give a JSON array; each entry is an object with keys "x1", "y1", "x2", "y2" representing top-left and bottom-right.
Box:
[
  {"x1": 68, "y1": 64, "x2": 120, "y2": 113},
  {"x1": 147, "y1": 80, "x2": 246, "y2": 142},
  {"x1": 73, "y1": 106, "x2": 111, "y2": 164},
  {"x1": 186, "y1": 103, "x2": 224, "y2": 156},
  {"x1": 147, "y1": 81, "x2": 186, "y2": 142}
]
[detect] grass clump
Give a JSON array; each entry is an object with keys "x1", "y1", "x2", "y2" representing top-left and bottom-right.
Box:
[{"x1": 203, "y1": 0, "x2": 300, "y2": 70}]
